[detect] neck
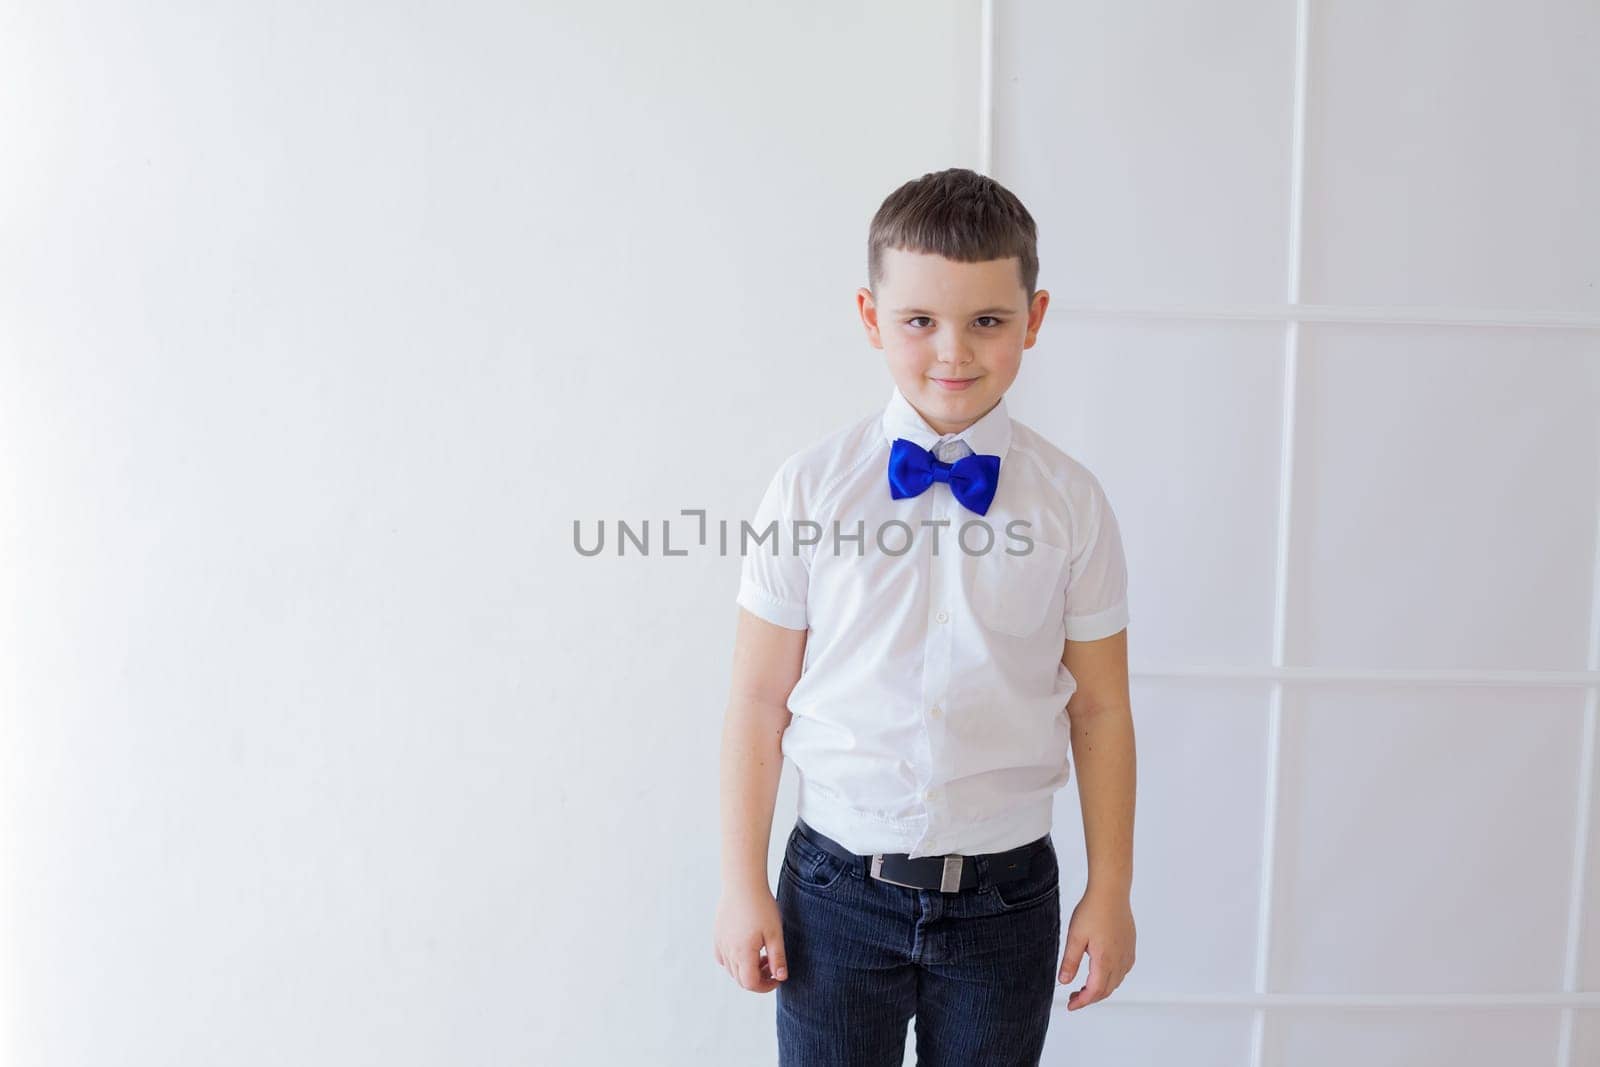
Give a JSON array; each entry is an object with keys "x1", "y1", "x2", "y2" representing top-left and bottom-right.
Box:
[{"x1": 925, "y1": 416, "x2": 974, "y2": 436}]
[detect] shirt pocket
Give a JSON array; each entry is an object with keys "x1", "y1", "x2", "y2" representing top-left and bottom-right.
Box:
[{"x1": 968, "y1": 538, "x2": 1070, "y2": 638}]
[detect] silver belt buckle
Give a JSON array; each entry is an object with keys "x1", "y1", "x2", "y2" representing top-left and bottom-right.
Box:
[{"x1": 871, "y1": 853, "x2": 965, "y2": 892}]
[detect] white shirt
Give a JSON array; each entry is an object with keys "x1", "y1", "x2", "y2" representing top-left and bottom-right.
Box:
[{"x1": 736, "y1": 384, "x2": 1131, "y2": 858}]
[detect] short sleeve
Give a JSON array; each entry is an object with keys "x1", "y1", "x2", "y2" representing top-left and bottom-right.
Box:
[
  {"x1": 735, "y1": 461, "x2": 810, "y2": 630},
  {"x1": 1063, "y1": 471, "x2": 1131, "y2": 641}
]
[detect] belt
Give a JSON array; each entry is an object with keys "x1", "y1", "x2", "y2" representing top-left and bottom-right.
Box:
[{"x1": 795, "y1": 816, "x2": 1051, "y2": 893}]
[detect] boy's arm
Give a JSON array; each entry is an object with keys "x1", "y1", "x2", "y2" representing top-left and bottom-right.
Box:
[
  {"x1": 719, "y1": 606, "x2": 807, "y2": 892},
  {"x1": 1058, "y1": 627, "x2": 1138, "y2": 1009},
  {"x1": 1062, "y1": 627, "x2": 1134, "y2": 896}
]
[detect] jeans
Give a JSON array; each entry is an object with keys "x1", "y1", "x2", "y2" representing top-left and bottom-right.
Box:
[{"x1": 775, "y1": 819, "x2": 1061, "y2": 1066}]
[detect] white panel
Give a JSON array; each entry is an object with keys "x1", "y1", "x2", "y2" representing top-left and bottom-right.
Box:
[
  {"x1": 1575, "y1": 1010, "x2": 1600, "y2": 1065},
  {"x1": 1008, "y1": 317, "x2": 1286, "y2": 669},
  {"x1": 1289, "y1": 324, "x2": 1600, "y2": 671},
  {"x1": 1262, "y1": 1008, "x2": 1562, "y2": 1067},
  {"x1": 1055, "y1": 679, "x2": 1271, "y2": 993},
  {"x1": 993, "y1": 0, "x2": 1296, "y2": 305},
  {"x1": 1273, "y1": 685, "x2": 1583, "y2": 994},
  {"x1": 1040, "y1": 1005, "x2": 1253, "y2": 1066},
  {"x1": 1302, "y1": 0, "x2": 1600, "y2": 311}
]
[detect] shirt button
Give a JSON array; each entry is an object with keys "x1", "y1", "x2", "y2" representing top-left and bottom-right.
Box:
[
  {"x1": 930, "y1": 705, "x2": 943, "y2": 719},
  {"x1": 925, "y1": 787, "x2": 939, "y2": 802},
  {"x1": 934, "y1": 609, "x2": 949, "y2": 623}
]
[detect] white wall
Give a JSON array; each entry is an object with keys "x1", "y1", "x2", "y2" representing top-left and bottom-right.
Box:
[
  {"x1": 2, "y1": 2, "x2": 1596, "y2": 1065},
  {"x1": 1, "y1": 2, "x2": 977, "y2": 1064}
]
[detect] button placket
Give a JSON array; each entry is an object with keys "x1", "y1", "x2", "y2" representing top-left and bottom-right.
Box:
[
  {"x1": 904, "y1": 486, "x2": 939, "y2": 853},
  {"x1": 914, "y1": 452, "x2": 961, "y2": 856}
]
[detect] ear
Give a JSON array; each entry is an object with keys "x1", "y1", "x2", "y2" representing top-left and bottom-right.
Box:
[
  {"x1": 857, "y1": 287, "x2": 884, "y2": 349},
  {"x1": 1023, "y1": 289, "x2": 1050, "y2": 349}
]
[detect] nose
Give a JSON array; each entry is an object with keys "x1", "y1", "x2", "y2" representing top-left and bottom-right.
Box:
[{"x1": 936, "y1": 337, "x2": 974, "y2": 367}]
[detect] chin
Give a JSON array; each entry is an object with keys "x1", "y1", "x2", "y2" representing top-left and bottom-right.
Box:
[{"x1": 925, "y1": 382, "x2": 987, "y2": 400}]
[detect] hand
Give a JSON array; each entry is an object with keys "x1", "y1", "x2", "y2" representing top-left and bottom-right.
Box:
[
  {"x1": 713, "y1": 882, "x2": 788, "y2": 993},
  {"x1": 1059, "y1": 887, "x2": 1135, "y2": 1011}
]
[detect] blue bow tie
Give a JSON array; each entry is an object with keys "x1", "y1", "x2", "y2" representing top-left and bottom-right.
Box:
[{"x1": 887, "y1": 437, "x2": 1002, "y2": 516}]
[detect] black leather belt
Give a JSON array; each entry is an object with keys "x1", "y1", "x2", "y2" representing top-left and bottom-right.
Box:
[{"x1": 796, "y1": 817, "x2": 1051, "y2": 893}]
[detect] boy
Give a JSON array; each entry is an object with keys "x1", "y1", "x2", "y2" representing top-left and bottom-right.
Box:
[{"x1": 714, "y1": 168, "x2": 1136, "y2": 1065}]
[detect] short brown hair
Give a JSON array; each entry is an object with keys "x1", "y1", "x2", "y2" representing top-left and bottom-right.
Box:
[{"x1": 867, "y1": 168, "x2": 1039, "y2": 299}]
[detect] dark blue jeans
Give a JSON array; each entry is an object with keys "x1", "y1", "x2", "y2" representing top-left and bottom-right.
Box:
[{"x1": 775, "y1": 819, "x2": 1061, "y2": 1066}]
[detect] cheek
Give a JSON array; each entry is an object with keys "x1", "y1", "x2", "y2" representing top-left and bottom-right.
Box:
[
  {"x1": 884, "y1": 338, "x2": 934, "y2": 369},
  {"x1": 985, "y1": 332, "x2": 1026, "y2": 365}
]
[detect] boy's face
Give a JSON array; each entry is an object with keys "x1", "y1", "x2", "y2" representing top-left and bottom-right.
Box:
[{"x1": 858, "y1": 247, "x2": 1049, "y2": 437}]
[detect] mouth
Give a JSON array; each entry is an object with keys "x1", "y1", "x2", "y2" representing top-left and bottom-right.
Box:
[{"x1": 930, "y1": 376, "x2": 979, "y2": 391}]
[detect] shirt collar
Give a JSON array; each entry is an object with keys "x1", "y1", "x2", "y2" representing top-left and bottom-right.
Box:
[{"x1": 880, "y1": 383, "x2": 1013, "y2": 462}]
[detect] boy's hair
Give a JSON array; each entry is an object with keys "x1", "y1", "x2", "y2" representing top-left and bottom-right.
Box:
[{"x1": 867, "y1": 167, "x2": 1039, "y2": 300}]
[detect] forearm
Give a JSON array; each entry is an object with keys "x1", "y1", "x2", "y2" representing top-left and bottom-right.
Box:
[
  {"x1": 1066, "y1": 702, "x2": 1136, "y2": 897},
  {"x1": 719, "y1": 698, "x2": 790, "y2": 893}
]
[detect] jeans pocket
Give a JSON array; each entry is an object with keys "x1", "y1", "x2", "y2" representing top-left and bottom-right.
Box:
[
  {"x1": 987, "y1": 841, "x2": 1060, "y2": 911},
  {"x1": 782, "y1": 827, "x2": 850, "y2": 892}
]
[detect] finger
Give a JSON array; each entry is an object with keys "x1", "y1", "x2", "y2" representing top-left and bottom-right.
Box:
[
  {"x1": 766, "y1": 929, "x2": 788, "y2": 981},
  {"x1": 1058, "y1": 933, "x2": 1085, "y2": 984},
  {"x1": 1067, "y1": 949, "x2": 1093, "y2": 1008},
  {"x1": 1068, "y1": 982, "x2": 1103, "y2": 1009},
  {"x1": 754, "y1": 947, "x2": 780, "y2": 991},
  {"x1": 741, "y1": 947, "x2": 775, "y2": 992},
  {"x1": 744, "y1": 961, "x2": 776, "y2": 993},
  {"x1": 1069, "y1": 952, "x2": 1106, "y2": 1010},
  {"x1": 739, "y1": 946, "x2": 764, "y2": 990}
]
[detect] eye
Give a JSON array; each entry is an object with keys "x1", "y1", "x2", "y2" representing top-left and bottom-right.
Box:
[
  {"x1": 976, "y1": 316, "x2": 1004, "y2": 328},
  {"x1": 907, "y1": 316, "x2": 933, "y2": 328}
]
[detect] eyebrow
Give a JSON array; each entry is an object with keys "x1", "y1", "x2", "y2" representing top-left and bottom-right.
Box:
[{"x1": 890, "y1": 306, "x2": 1017, "y2": 316}]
